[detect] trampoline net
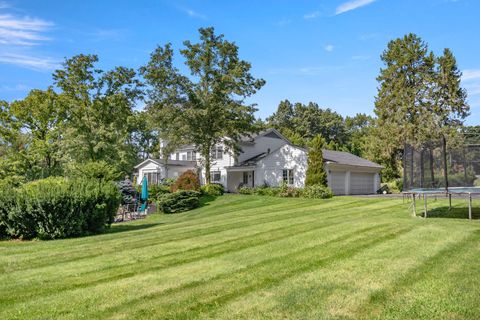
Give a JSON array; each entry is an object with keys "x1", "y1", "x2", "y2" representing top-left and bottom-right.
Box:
[{"x1": 403, "y1": 139, "x2": 480, "y2": 190}]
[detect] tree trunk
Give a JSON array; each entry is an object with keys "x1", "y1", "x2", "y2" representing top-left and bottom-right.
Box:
[
  {"x1": 442, "y1": 135, "x2": 448, "y2": 190},
  {"x1": 429, "y1": 148, "x2": 435, "y2": 188},
  {"x1": 204, "y1": 146, "x2": 211, "y2": 185}
]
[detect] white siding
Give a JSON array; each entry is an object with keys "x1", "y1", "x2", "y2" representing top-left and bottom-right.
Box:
[
  {"x1": 255, "y1": 144, "x2": 307, "y2": 188},
  {"x1": 238, "y1": 135, "x2": 287, "y2": 163}
]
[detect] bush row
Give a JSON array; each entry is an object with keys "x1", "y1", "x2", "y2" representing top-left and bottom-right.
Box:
[
  {"x1": 238, "y1": 184, "x2": 333, "y2": 199},
  {"x1": 0, "y1": 177, "x2": 120, "y2": 240}
]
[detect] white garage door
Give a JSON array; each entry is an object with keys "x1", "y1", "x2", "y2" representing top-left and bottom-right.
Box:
[
  {"x1": 329, "y1": 171, "x2": 346, "y2": 195},
  {"x1": 350, "y1": 173, "x2": 374, "y2": 195}
]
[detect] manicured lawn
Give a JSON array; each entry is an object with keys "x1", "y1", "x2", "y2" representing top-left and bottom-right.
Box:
[{"x1": 1, "y1": 195, "x2": 480, "y2": 319}]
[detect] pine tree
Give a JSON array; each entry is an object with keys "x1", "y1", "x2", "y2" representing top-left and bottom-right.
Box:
[{"x1": 305, "y1": 135, "x2": 328, "y2": 187}]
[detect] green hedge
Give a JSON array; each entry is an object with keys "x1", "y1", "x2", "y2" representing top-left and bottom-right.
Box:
[
  {"x1": 239, "y1": 184, "x2": 333, "y2": 199},
  {"x1": 157, "y1": 190, "x2": 201, "y2": 214},
  {"x1": 0, "y1": 177, "x2": 121, "y2": 240},
  {"x1": 201, "y1": 183, "x2": 225, "y2": 196}
]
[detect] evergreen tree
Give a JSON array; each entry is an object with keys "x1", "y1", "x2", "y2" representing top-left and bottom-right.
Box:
[{"x1": 305, "y1": 135, "x2": 328, "y2": 187}]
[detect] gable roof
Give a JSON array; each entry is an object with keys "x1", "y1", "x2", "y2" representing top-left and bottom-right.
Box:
[
  {"x1": 240, "y1": 128, "x2": 292, "y2": 144},
  {"x1": 134, "y1": 158, "x2": 196, "y2": 169},
  {"x1": 322, "y1": 149, "x2": 383, "y2": 168}
]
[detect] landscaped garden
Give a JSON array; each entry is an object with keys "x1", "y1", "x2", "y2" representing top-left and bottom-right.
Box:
[{"x1": 1, "y1": 195, "x2": 479, "y2": 319}]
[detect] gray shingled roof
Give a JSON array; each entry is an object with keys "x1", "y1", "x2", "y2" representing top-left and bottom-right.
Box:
[
  {"x1": 322, "y1": 149, "x2": 382, "y2": 168},
  {"x1": 150, "y1": 159, "x2": 196, "y2": 166}
]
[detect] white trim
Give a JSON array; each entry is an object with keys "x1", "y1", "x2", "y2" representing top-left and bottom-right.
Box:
[{"x1": 134, "y1": 158, "x2": 162, "y2": 169}]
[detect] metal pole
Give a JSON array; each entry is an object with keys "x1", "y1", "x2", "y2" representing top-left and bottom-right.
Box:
[
  {"x1": 412, "y1": 193, "x2": 416, "y2": 217},
  {"x1": 424, "y1": 194, "x2": 427, "y2": 218},
  {"x1": 449, "y1": 193, "x2": 452, "y2": 210},
  {"x1": 468, "y1": 193, "x2": 472, "y2": 220}
]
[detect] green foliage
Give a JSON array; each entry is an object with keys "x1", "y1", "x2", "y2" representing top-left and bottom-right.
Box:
[
  {"x1": 157, "y1": 190, "x2": 201, "y2": 214},
  {"x1": 66, "y1": 161, "x2": 121, "y2": 182},
  {"x1": 302, "y1": 185, "x2": 333, "y2": 199},
  {"x1": 171, "y1": 170, "x2": 200, "y2": 192},
  {"x1": 305, "y1": 135, "x2": 328, "y2": 187},
  {"x1": 0, "y1": 177, "x2": 120, "y2": 240},
  {"x1": 141, "y1": 27, "x2": 265, "y2": 184},
  {"x1": 148, "y1": 184, "x2": 171, "y2": 201},
  {"x1": 238, "y1": 184, "x2": 333, "y2": 199},
  {"x1": 117, "y1": 177, "x2": 136, "y2": 205},
  {"x1": 201, "y1": 183, "x2": 224, "y2": 196}
]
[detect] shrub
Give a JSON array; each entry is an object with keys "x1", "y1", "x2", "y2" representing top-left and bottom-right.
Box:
[
  {"x1": 201, "y1": 183, "x2": 224, "y2": 196},
  {"x1": 117, "y1": 177, "x2": 136, "y2": 205},
  {"x1": 0, "y1": 177, "x2": 121, "y2": 240},
  {"x1": 171, "y1": 170, "x2": 200, "y2": 192},
  {"x1": 157, "y1": 190, "x2": 201, "y2": 213},
  {"x1": 302, "y1": 185, "x2": 333, "y2": 199},
  {"x1": 148, "y1": 184, "x2": 171, "y2": 201},
  {"x1": 66, "y1": 161, "x2": 121, "y2": 182},
  {"x1": 238, "y1": 186, "x2": 254, "y2": 195},
  {"x1": 278, "y1": 186, "x2": 302, "y2": 198}
]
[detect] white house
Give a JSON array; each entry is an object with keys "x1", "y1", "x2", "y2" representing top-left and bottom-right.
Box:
[{"x1": 134, "y1": 128, "x2": 382, "y2": 195}]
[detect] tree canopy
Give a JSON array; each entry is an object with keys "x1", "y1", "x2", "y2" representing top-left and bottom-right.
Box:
[{"x1": 141, "y1": 27, "x2": 265, "y2": 183}]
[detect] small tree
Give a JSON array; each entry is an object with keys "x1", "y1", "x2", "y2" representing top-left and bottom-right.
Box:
[
  {"x1": 171, "y1": 170, "x2": 200, "y2": 192},
  {"x1": 305, "y1": 135, "x2": 328, "y2": 187}
]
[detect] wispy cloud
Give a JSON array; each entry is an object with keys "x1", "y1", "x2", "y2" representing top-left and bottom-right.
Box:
[
  {"x1": 0, "y1": 14, "x2": 53, "y2": 45},
  {"x1": 303, "y1": 11, "x2": 320, "y2": 19},
  {"x1": 0, "y1": 53, "x2": 60, "y2": 70},
  {"x1": 0, "y1": 83, "x2": 29, "y2": 92},
  {"x1": 178, "y1": 7, "x2": 207, "y2": 20},
  {"x1": 335, "y1": 0, "x2": 377, "y2": 15},
  {"x1": 325, "y1": 44, "x2": 334, "y2": 52},
  {"x1": 462, "y1": 69, "x2": 480, "y2": 81}
]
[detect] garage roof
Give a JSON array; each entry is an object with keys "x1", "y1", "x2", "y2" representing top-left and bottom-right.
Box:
[{"x1": 323, "y1": 150, "x2": 382, "y2": 169}]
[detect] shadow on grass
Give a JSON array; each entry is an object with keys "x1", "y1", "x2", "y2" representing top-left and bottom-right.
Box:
[
  {"x1": 199, "y1": 194, "x2": 218, "y2": 207},
  {"x1": 108, "y1": 222, "x2": 164, "y2": 234},
  {"x1": 424, "y1": 206, "x2": 480, "y2": 220}
]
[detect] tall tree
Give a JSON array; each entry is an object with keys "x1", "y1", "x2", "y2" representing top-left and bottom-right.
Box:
[
  {"x1": 141, "y1": 27, "x2": 265, "y2": 184},
  {"x1": 53, "y1": 54, "x2": 143, "y2": 174},
  {"x1": 374, "y1": 34, "x2": 435, "y2": 188},
  {"x1": 305, "y1": 135, "x2": 328, "y2": 187},
  {"x1": 432, "y1": 48, "x2": 469, "y2": 188},
  {"x1": 266, "y1": 99, "x2": 294, "y2": 129},
  {"x1": 8, "y1": 88, "x2": 63, "y2": 178}
]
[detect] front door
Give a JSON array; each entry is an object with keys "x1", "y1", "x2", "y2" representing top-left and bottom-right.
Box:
[{"x1": 243, "y1": 171, "x2": 254, "y2": 187}]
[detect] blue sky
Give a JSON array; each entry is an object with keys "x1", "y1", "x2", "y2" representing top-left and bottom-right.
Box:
[{"x1": 0, "y1": 0, "x2": 479, "y2": 124}]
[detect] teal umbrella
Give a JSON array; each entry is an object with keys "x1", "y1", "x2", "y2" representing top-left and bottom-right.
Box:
[{"x1": 140, "y1": 176, "x2": 148, "y2": 213}]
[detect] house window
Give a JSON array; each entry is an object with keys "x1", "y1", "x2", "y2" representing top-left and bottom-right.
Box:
[
  {"x1": 211, "y1": 171, "x2": 221, "y2": 182},
  {"x1": 143, "y1": 172, "x2": 158, "y2": 185},
  {"x1": 187, "y1": 151, "x2": 196, "y2": 161},
  {"x1": 175, "y1": 153, "x2": 179, "y2": 160},
  {"x1": 181, "y1": 154, "x2": 186, "y2": 160},
  {"x1": 211, "y1": 146, "x2": 223, "y2": 160},
  {"x1": 282, "y1": 169, "x2": 294, "y2": 185}
]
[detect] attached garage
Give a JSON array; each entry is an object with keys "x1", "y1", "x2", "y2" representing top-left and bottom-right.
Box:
[
  {"x1": 350, "y1": 172, "x2": 375, "y2": 195},
  {"x1": 324, "y1": 150, "x2": 382, "y2": 196},
  {"x1": 329, "y1": 171, "x2": 347, "y2": 195}
]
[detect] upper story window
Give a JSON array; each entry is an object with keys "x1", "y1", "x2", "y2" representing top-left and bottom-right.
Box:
[
  {"x1": 181, "y1": 154, "x2": 186, "y2": 160},
  {"x1": 175, "y1": 153, "x2": 180, "y2": 160},
  {"x1": 282, "y1": 169, "x2": 294, "y2": 185},
  {"x1": 187, "y1": 151, "x2": 196, "y2": 161},
  {"x1": 211, "y1": 171, "x2": 221, "y2": 182},
  {"x1": 211, "y1": 145, "x2": 223, "y2": 160}
]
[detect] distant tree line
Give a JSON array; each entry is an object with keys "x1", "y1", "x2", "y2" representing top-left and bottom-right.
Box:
[{"x1": 0, "y1": 29, "x2": 476, "y2": 186}]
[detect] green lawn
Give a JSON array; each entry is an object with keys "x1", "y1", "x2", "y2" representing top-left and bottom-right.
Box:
[{"x1": 1, "y1": 195, "x2": 480, "y2": 319}]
